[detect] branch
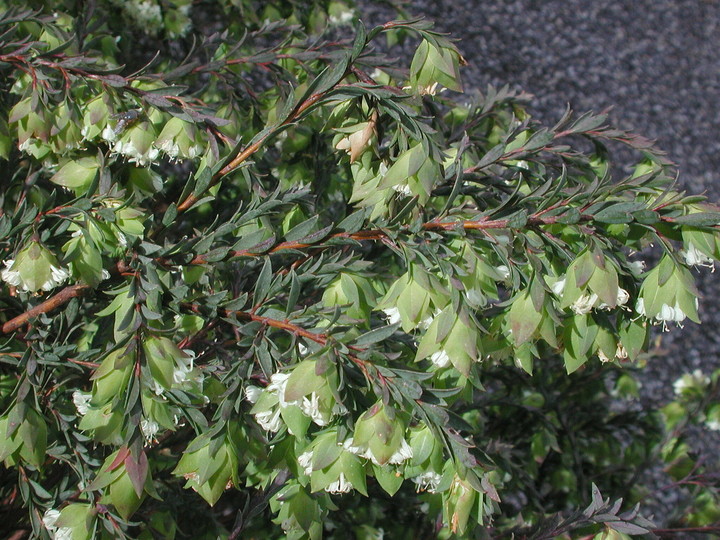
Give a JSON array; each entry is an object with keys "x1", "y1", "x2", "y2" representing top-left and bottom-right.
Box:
[
  {"x1": 175, "y1": 91, "x2": 326, "y2": 213},
  {"x1": 2, "y1": 284, "x2": 89, "y2": 334}
]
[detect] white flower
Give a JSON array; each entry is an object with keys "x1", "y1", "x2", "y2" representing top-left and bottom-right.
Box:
[
  {"x1": 101, "y1": 125, "x2": 117, "y2": 142},
  {"x1": 55, "y1": 527, "x2": 73, "y2": 540},
  {"x1": 140, "y1": 418, "x2": 160, "y2": 444},
  {"x1": 172, "y1": 349, "x2": 195, "y2": 385},
  {"x1": 682, "y1": 243, "x2": 714, "y2": 268},
  {"x1": 496, "y1": 265, "x2": 511, "y2": 279},
  {"x1": 673, "y1": 369, "x2": 710, "y2": 396},
  {"x1": 1, "y1": 251, "x2": 68, "y2": 293},
  {"x1": 297, "y1": 342, "x2": 309, "y2": 356},
  {"x1": 299, "y1": 392, "x2": 331, "y2": 426},
  {"x1": 706, "y1": 419, "x2": 720, "y2": 431},
  {"x1": 113, "y1": 139, "x2": 160, "y2": 166},
  {"x1": 298, "y1": 450, "x2": 313, "y2": 476},
  {"x1": 392, "y1": 183, "x2": 412, "y2": 196},
  {"x1": 45, "y1": 264, "x2": 69, "y2": 291},
  {"x1": 598, "y1": 287, "x2": 631, "y2": 310},
  {"x1": 629, "y1": 260, "x2": 646, "y2": 274},
  {"x1": 615, "y1": 342, "x2": 629, "y2": 360},
  {"x1": 659, "y1": 303, "x2": 684, "y2": 322},
  {"x1": 329, "y1": 10, "x2": 354, "y2": 25},
  {"x1": 412, "y1": 471, "x2": 442, "y2": 493},
  {"x1": 332, "y1": 401, "x2": 349, "y2": 416},
  {"x1": 551, "y1": 278, "x2": 566, "y2": 295},
  {"x1": 616, "y1": 287, "x2": 630, "y2": 306},
  {"x1": 387, "y1": 439, "x2": 414, "y2": 465},
  {"x1": 1, "y1": 259, "x2": 20, "y2": 288},
  {"x1": 244, "y1": 385, "x2": 262, "y2": 403},
  {"x1": 571, "y1": 293, "x2": 598, "y2": 315},
  {"x1": 43, "y1": 508, "x2": 73, "y2": 540},
  {"x1": 326, "y1": 472, "x2": 354, "y2": 494},
  {"x1": 636, "y1": 297, "x2": 646, "y2": 316},
  {"x1": 382, "y1": 307, "x2": 402, "y2": 325},
  {"x1": 430, "y1": 349, "x2": 450, "y2": 368},
  {"x1": 419, "y1": 82, "x2": 441, "y2": 96},
  {"x1": 254, "y1": 407, "x2": 283, "y2": 432},
  {"x1": 418, "y1": 314, "x2": 434, "y2": 330},
  {"x1": 267, "y1": 372, "x2": 292, "y2": 407},
  {"x1": 157, "y1": 138, "x2": 180, "y2": 158},
  {"x1": 152, "y1": 380, "x2": 165, "y2": 396},
  {"x1": 597, "y1": 349, "x2": 613, "y2": 363},
  {"x1": 72, "y1": 391, "x2": 91, "y2": 416},
  {"x1": 343, "y1": 435, "x2": 414, "y2": 466},
  {"x1": 43, "y1": 509, "x2": 61, "y2": 530}
]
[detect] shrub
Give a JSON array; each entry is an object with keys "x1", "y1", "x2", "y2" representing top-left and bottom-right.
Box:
[{"x1": 0, "y1": 1, "x2": 718, "y2": 538}]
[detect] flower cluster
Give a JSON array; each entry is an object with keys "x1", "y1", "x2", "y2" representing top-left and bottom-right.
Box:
[{"x1": 1, "y1": 241, "x2": 68, "y2": 293}]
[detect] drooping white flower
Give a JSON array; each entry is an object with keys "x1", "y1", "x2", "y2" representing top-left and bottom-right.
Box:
[
  {"x1": 673, "y1": 369, "x2": 710, "y2": 396},
  {"x1": 430, "y1": 349, "x2": 450, "y2": 368},
  {"x1": 42, "y1": 508, "x2": 61, "y2": 531},
  {"x1": 72, "y1": 391, "x2": 91, "y2": 416},
  {"x1": 682, "y1": 243, "x2": 714, "y2": 268},
  {"x1": 297, "y1": 450, "x2": 313, "y2": 476},
  {"x1": 571, "y1": 293, "x2": 598, "y2": 315},
  {"x1": 551, "y1": 278, "x2": 566, "y2": 296},
  {"x1": 1, "y1": 259, "x2": 21, "y2": 288},
  {"x1": 1, "y1": 242, "x2": 69, "y2": 293},
  {"x1": 101, "y1": 125, "x2": 117, "y2": 143},
  {"x1": 343, "y1": 439, "x2": 413, "y2": 465},
  {"x1": 254, "y1": 407, "x2": 283, "y2": 432},
  {"x1": 140, "y1": 418, "x2": 160, "y2": 444},
  {"x1": 382, "y1": 307, "x2": 402, "y2": 325},
  {"x1": 629, "y1": 260, "x2": 646, "y2": 274},
  {"x1": 419, "y1": 82, "x2": 441, "y2": 96},
  {"x1": 412, "y1": 471, "x2": 442, "y2": 493},
  {"x1": 267, "y1": 372, "x2": 292, "y2": 407},
  {"x1": 172, "y1": 349, "x2": 195, "y2": 385},
  {"x1": 326, "y1": 472, "x2": 354, "y2": 494},
  {"x1": 496, "y1": 265, "x2": 511, "y2": 279},
  {"x1": 47, "y1": 265, "x2": 69, "y2": 290},
  {"x1": 244, "y1": 385, "x2": 262, "y2": 404},
  {"x1": 345, "y1": 435, "x2": 414, "y2": 467},
  {"x1": 299, "y1": 392, "x2": 331, "y2": 426},
  {"x1": 598, "y1": 287, "x2": 631, "y2": 310},
  {"x1": 43, "y1": 508, "x2": 73, "y2": 540},
  {"x1": 329, "y1": 10, "x2": 354, "y2": 26},
  {"x1": 387, "y1": 438, "x2": 414, "y2": 465}
]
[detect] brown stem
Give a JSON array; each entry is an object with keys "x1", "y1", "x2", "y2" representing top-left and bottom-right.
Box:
[
  {"x1": 2, "y1": 285, "x2": 89, "y2": 334},
  {"x1": 175, "y1": 91, "x2": 326, "y2": 213}
]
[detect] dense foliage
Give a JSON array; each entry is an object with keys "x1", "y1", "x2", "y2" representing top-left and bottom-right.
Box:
[{"x1": 0, "y1": 1, "x2": 718, "y2": 538}]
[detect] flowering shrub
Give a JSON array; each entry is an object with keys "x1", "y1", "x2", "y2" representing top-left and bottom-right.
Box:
[{"x1": 0, "y1": 1, "x2": 718, "y2": 538}]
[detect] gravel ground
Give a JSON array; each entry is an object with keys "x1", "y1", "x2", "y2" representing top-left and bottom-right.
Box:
[{"x1": 359, "y1": 0, "x2": 720, "y2": 530}]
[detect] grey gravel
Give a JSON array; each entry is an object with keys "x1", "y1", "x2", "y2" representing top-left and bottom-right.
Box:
[{"x1": 360, "y1": 0, "x2": 720, "y2": 530}]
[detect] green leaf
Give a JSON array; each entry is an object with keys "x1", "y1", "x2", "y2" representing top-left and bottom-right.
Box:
[
  {"x1": 373, "y1": 464, "x2": 404, "y2": 496},
  {"x1": 354, "y1": 323, "x2": 400, "y2": 347},
  {"x1": 508, "y1": 290, "x2": 542, "y2": 346}
]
